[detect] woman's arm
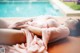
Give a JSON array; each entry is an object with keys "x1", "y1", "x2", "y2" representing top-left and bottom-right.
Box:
[
  {"x1": 25, "y1": 25, "x2": 70, "y2": 41},
  {"x1": 48, "y1": 25, "x2": 70, "y2": 42},
  {"x1": 27, "y1": 25, "x2": 42, "y2": 36},
  {"x1": 8, "y1": 18, "x2": 34, "y2": 29}
]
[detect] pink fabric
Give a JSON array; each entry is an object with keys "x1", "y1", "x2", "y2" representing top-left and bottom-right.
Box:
[
  {"x1": 6, "y1": 17, "x2": 69, "y2": 53},
  {"x1": 0, "y1": 29, "x2": 48, "y2": 53}
]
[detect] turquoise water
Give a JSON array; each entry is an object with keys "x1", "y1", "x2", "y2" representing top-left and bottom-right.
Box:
[{"x1": 0, "y1": 2, "x2": 63, "y2": 18}]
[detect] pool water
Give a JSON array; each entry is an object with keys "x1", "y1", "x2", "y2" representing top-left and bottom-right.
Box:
[{"x1": 0, "y1": 2, "x2": 63, "y2": 18}]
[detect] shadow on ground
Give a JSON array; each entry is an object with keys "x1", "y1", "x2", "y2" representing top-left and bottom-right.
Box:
[{"x1": 70, "y1": 19, "x2": 80, "y2": 37}]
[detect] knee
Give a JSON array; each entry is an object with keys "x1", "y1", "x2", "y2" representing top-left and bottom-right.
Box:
[{"x1": 0, "y1": 19, "x2": 8, "y2": 28}]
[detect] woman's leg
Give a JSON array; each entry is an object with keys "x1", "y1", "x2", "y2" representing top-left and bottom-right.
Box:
[
  {"x1": 0, "y1": 19, "x2": 26, "y2": 45},
  {"x1": 0, "y1": 19, "x2": 9, "y2": 28},
  {"x1": 0, "y1": 29, "x2": 26, "y2": 45}
]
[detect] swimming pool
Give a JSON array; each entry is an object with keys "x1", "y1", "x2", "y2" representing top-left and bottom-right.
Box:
[{"x1": 0, "y1": 2, "x2": 63, "y2": 18}]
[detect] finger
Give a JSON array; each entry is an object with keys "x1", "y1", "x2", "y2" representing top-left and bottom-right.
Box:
[
  {"x1": 17, "y1": 25, "x2": 28, "y2": 28},
  {"x1": 8, "y1": 21, "x2": 24, "y2": 29},
  {"x1": 13, "y1": 44, "x2": 27, "y2": 53},
  {"x1": 19, "y1": 43, "x2": 26, "y2": 49}
]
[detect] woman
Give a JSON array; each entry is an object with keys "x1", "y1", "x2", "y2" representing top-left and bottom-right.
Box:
[
  {"x1": 8, "y1": 16, "x2": 70, "y2": 52},
  {"x1": 0, "y1": 16, "x2": 70, "y2": 45},
  {"x1": 0, "y1": 19, "x2": 26, "y2": 45},
  {"x1": 0, "y1": 16, "x2": 71, "y2": 53}
]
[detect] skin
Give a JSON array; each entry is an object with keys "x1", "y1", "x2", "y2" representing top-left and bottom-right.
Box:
[
  {"x1": 24, "y1": 24, "x2": 70, "y2": 48},
  {"x1": 10, "y1": 17, "x2": 59, "y2": 36},
  {"x1": 0, "y1": 29, "x2": 26, "y2": 45},
  {"x1": 64, "y1": 18, "x2": 79, "y2": 30},
  {"x1": 24, "y1": 29, "x2": 47, "y2": 53},
  {"x1": 0, "y1": 16, "x2": 70, "y2": 45},
  {"x1": 9, "y1": 17, "x2": 70, "y2": 51},
  {"x1": 0, "y1": 19, "x2": 9, "y2": 28},
  {"x1": 0, "y1": 17, "x2": 72, "y2": 53},
  {"x1": 0, "y1": 18, "x2": 33, "y2": 45}
]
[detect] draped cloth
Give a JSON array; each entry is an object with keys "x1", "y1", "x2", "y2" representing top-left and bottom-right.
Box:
[{"x1": 0, "y1": 29, "x2": 48, "y2": 53}]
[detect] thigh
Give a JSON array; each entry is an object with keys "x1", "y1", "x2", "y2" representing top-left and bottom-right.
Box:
[
  {"x1": 0, "y1": 29, "x2": 26, "y2": 45},
  {"x1": 0, "y1": 19, "x2": 9, "y2": 28}
]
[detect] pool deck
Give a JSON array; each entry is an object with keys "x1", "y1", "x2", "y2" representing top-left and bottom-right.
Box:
[
  {"x1": 1, "y1": 16, "x2": 80, "y2": 22},
  {"x1": 0, "y1": 17, "x2": 80, "y2": 53},
  {"x1": 48, "y1": 36, "x2": 80, "y2": 53},
  {"x1": 50, "y1": 0, "x2": 80, "y2": 16},
  {"x1": 0, "y1": 16, "x2": 80, "y2": 53}
]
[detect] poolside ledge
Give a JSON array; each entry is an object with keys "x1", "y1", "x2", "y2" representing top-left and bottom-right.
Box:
[{"x1": 50, "y1": 0, "x2": 80, "y2": 16}]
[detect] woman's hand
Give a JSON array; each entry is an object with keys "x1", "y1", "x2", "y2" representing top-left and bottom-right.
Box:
[
  {"x1": 8, "y1": 18, "x2": 33, "y2": 29},
  {"x1": 8, "y1": 21, "x2": 25, "y2": 29}
]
